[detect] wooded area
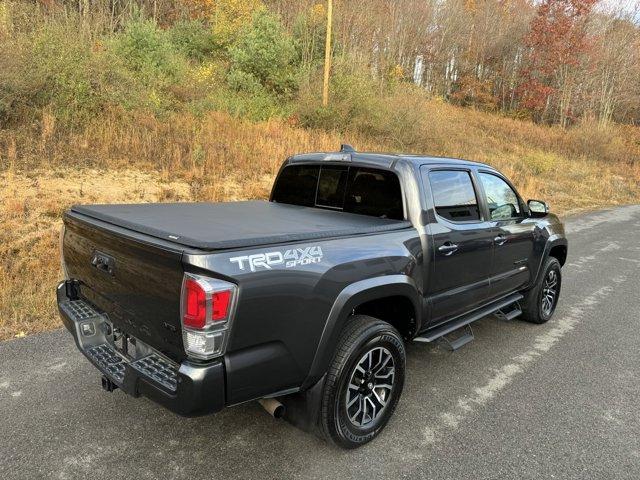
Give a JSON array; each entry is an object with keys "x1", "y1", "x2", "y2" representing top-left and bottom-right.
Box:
[
  {"x1": 8, "y1": 0, "x2": 636, "y2": 126},
  {"x1": 254, "y1": 0, "x2": 640, "y2": 125}
]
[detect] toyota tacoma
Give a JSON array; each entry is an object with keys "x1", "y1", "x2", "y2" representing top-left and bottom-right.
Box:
[{"x1": 57, "y1": 145, "x2": 568, "y2": 448}]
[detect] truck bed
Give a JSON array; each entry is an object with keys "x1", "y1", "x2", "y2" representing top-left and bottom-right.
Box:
[{"x1": 71, "y1": 200, "x2": 411, "y2": 250}]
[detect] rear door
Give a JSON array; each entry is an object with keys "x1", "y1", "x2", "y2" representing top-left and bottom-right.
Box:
[
  {"x1": 476, "y1": 171, "x2": 536, "y2": 298},
  {"x1": 421, "y1": 166, "x2": 494, "y2": 324}
]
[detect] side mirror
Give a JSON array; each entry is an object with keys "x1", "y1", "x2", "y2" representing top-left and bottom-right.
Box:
[{"x1": 528, "y1": 199, "x2": 548, "y2": 217}]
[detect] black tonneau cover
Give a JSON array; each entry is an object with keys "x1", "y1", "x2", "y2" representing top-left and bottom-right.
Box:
[{"x1": 71, "y1": 201, "x2": 411, "y2": 250}]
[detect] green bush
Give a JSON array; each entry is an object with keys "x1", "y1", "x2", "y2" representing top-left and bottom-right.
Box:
[
  {"x1": 227, "y1": 11, "x2": 299, "y2": 96},
  {"x1": 297, "y1": 71, "x2": 385, "y2": 133},
  {"x1": 112, "y1": 19, "x2": 186, "y2": 86},
  {"x1": 0, "y1": 18, "x2": 102, "y2": 125},
  {"x1": 168, "y1": 19, "x2": 216, "y2": 61},
  {"x1": 296, "y1": 68, "x2": 427, "y2": 149},
  {"x1": 104, "y1": 19, "x2": 194, "y2": 115},
  {"x1": 195, "y1": 86, "x2": 292, "y2": 122}
]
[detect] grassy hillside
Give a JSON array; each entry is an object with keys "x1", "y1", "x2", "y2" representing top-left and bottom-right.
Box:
[
  {"x1": 1, "y1": 102, "x2": 639, "y2": 340},
  {"x1": 0, "y1": 2, "x2": 639, "y2": 340}
]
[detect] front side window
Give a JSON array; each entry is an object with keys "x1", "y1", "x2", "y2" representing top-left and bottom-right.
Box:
[
  {"x1": 478, "y1": 173, "x2": 521, "y2": 220},
  {"x1": 427, "y1": 170, "x2": 480, "y2": 222}
]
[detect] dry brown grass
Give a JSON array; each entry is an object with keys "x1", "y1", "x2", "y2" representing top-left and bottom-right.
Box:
[
  {"x1": 0, "y1": 168, "x2": 192, "y2": 339},
  {"x1": 0, "y1": 102, "x2": 639, "y2": 340}
]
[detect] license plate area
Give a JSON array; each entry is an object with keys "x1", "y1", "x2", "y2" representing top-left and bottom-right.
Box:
[{"x1": 60, "y1": 298, "x2": 179, "y2": 392}]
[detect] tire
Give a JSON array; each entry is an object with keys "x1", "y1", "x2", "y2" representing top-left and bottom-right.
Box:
[
  {"x1": 319, "y1": 315, "x2": 406, "y2": 449},
  {"x1": 521, "y1": 256, "x2": 562, "y2": 324}
]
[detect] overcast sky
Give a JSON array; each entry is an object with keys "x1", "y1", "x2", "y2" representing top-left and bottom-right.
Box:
[{"x1": 598, "y1": 0, "x2": 640, "y2": 17}]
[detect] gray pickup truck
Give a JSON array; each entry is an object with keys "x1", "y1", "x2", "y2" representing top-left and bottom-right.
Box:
[{"x1": 57, "y1": 145, "x2": 567, "y2": 448}]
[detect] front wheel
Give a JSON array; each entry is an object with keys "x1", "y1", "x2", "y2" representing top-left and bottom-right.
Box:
[
  {"x1": 319, "y1": 315, "x2": 406, "y2": 449},
  {"x1": 521, "y1": 256, "x2": 562, "y2": 324}
]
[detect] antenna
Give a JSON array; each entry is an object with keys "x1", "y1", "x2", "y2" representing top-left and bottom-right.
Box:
[{"x1": 340, "y1": 144, "x2": 356, "y2": 153}]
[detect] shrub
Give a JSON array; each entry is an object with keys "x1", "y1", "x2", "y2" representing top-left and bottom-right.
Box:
[
  {"x1": 168, "y1": 19, "x2": 216, "y2": 61},
  {"x1": 210, "y1": 0, "x2": 265, "y2": 48},
  {"x1": 227, "y1": 10, "x2": 299, "y2": 96},
  {"x1": 0, "y1": 17, "x2": 101, "y2": 126},
  {"x1": 112, "y1": 19, "x2": 186, "y2": 86},
  {"x1": 105, "y1": 19, "x2": 193, "y2": 114},
  {"x1": 198, "y1": 86, "x2": 292, "y2": 122},
  {"x1": 297, "y1": 70, "x2": 385, "y2": 133}
]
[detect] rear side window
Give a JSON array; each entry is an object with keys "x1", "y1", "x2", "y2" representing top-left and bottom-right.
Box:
[
  {"x1": 427, "y1": 170, "x2": 480, "y2": 222},
  {"x1": 272, "y1": 164, "x2": 403, "y2": 220}
]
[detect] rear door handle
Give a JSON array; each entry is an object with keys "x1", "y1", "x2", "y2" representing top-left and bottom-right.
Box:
[
  {"x1": 494, "y1": 235, "x2": 508, "y2": 246},
  {"x1": 438, "y1": 242, "x2": 459, "y2": 255}
]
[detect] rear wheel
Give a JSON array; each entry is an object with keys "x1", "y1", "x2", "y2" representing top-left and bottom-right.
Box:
[
  {"x1": 521, "y1": 256, "x2": 562, "y2": 324},
  {"x1": 319, "y1": 315, "x2": 406, "y2": 449}
]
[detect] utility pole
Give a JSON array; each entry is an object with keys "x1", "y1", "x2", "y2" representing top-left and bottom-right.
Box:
[{"x1": 322, "y1": 0, "x2": 333, "y2": 107}]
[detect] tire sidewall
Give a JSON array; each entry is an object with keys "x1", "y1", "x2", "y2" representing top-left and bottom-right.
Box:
[
  {"x1": 537, "y1": 258, "x2": 562, "y2": 321},
  {"x1": 329, "y1": 325, "x2": 405, "y2": 448}
]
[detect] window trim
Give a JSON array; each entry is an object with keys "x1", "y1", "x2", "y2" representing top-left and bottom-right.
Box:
[
  {"x1": 423, "y1": 166, "x2": 486, "y2": 225},
  {"x1": 476, "y1": 170, "x2": 526, "y2": 221}
]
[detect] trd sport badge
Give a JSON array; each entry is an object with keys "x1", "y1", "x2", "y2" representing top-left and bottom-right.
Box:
[{"x1": 230, "y1": 246, "x2": 323, "y2": 272}]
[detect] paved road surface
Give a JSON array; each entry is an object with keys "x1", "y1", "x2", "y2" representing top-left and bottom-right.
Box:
[{"x1": 1, "y1": 205, "x2": 639, "y2": 480}]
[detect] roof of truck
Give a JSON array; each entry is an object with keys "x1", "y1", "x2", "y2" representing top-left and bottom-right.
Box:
[{"x1": 288, "y1": 147, "x2": 493, "y2": 170}]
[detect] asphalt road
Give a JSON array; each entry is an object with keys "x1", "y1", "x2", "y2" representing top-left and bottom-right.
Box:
[{"x1": 1, "y1": 205, "x2": 640, "y2": 480}]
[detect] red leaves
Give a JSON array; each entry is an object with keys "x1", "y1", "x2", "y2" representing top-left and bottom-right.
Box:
[{"x1": 518, "y1": 0, "x2": 597, "y2": 118}]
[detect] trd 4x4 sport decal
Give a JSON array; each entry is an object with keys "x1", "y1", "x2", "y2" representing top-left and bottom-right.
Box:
[{"x1": 230, "y1": 246, "x2": 324, "y2": 272}]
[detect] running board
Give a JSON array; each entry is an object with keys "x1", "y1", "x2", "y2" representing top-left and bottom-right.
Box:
[
  {"x1": 414, "y1": 293, "x2": 524, "y2": 344},
  {"x1": 495, "y1": 302, "x2": 523, "y2": 322},
  {"x1": 438, "y1": 324, "x2": 474, "y2": 351}
]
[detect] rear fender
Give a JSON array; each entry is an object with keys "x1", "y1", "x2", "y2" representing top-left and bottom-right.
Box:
[{"x1": 301, "y1": 275, "x2": 421, "y2": 390}]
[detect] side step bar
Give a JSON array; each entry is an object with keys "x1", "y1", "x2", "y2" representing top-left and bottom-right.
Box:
[
  {"x1": 414, "y1": 292, "x2": 524, "y2": 344},
  {"x1": 438, "y1": 324, "x2": 474, "y2": 351},
  {"x1": 495, "y1": 301, "x2": 523, "y2": 322}
]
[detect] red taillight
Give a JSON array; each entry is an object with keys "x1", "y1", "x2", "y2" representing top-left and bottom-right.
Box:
[
  {"x1": 184, "y1": 278, "x2": 206, "y2": 329},
  {"x1": 212, "y1": 290, "x2": 231, "y2": 321},
  {"x1": 180, "y1": 273, "x2": 237, "y2": 360}
]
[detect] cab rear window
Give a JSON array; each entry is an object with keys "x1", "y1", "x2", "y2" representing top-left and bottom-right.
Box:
[{"x1": 272, "y1": 164, "x2": 404, "y2": 220}]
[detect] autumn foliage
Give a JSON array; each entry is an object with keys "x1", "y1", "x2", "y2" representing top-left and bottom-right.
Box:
[{"x1": 518, "y1": 0, "x2": 597, "y2": 125}]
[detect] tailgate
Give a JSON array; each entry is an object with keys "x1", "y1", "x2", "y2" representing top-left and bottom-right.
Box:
[{"x1": 63, "y1": 212, "x2": 186, "y2": 362}]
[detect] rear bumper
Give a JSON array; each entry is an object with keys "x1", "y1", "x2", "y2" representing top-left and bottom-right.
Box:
[{"x1": 56, "y1": 281, "x2": 225, "y2": 417}]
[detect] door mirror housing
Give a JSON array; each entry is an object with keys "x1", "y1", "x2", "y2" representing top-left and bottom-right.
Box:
[{"x1": 528, "y1": 199, "x2": 548, "y2": 217}]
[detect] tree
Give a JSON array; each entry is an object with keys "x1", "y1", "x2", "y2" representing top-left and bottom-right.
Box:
[
  {"x1": 518, "y1": 0, "x2": 597, "y2": 126},
  {"x1": 227, "y1": 10, "x2": 298, "y2": 95}
]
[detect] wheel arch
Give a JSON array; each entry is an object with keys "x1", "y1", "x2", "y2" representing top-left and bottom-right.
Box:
[
  {"x1": 531, "y1": 235, "x2": 568, "y2": 287},
  {"x1": 548, "y1": 243, "x2": 567, "y2": 266},
  {"x1": 301, "y1": 275, "x2": 421, "y2": 390}
]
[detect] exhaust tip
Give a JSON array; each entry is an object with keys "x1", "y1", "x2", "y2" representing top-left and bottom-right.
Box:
[
  {"x1": 272, "y1": 404, "x2": 285, "y2": 419},
  {"x1": 258, "y1": 398, "x2": 285, "y2": 419}
]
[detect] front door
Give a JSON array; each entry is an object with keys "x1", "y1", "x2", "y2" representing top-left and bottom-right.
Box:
[
  {"x1": 476, "y1": 171, "x2": 536, "y2": 298},
  {"x1": 421, "y1": 167, "x2": 495, "y2": 325}
]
